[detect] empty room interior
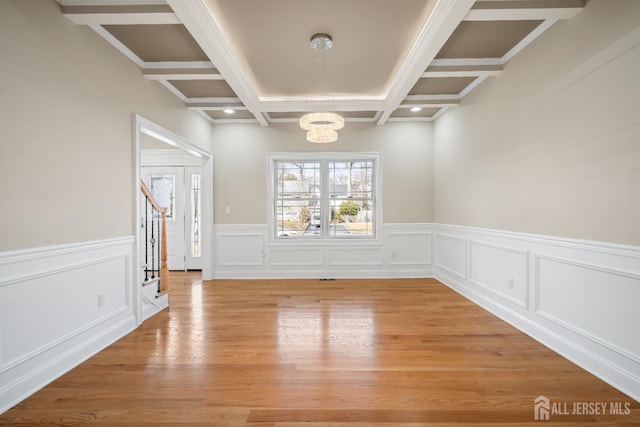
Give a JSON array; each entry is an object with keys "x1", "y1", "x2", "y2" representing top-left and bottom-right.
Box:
[{"x1": 1, "y1": 0, "x2": 639, "y2": 425}]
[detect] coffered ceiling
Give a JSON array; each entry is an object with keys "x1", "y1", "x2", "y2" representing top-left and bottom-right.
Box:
[{"x1": 59, "y1": 0, "x2": 584, "y2": 126}]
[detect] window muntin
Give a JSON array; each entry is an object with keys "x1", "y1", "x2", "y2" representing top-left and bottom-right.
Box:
[{"x1": 271, "y1": 155, "x2": 379, "y2": 241}]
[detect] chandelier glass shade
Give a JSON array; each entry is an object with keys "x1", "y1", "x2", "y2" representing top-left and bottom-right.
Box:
[{"x1": 299, "y1": 112, "x2": 345, "y2": 143}]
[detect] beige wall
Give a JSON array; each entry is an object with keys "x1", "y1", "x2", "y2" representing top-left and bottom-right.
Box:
[
  {"x1": 433, "y1": 0, "x2": 640, "y2": 246},
  {"x1": 211, "y1": 121, "x2": 433, "y2": 225},
  {"x1": 0, "y1": 0, "x2": 214, "y2": 251}
]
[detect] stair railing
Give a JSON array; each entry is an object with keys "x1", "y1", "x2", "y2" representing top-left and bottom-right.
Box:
[{"x1": 140, "y1": 180, "x2": 170, "y2": 296}]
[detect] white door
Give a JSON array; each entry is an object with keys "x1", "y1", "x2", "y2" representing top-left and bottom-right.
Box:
[
  {"x1": 142, "y1": 167, "x2": 185, "y2": 270},
  {"x1": 141, "y1": 166, "x2": 203, "y2": 271}
]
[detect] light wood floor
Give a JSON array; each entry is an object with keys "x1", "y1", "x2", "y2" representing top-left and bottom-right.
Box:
[{"x1": 1, "y1": 273, "x2": 637, "y2": 426}]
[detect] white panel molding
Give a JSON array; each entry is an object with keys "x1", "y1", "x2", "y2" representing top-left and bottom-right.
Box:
[
  {"x1": 432, "y1": 223, "x2": 640, "y2": 401},
  {"x1": 386, "y1": 231, "x2": 433, "y2": 266},
  {"x1": 268, "y1": 248, "x2": 324, "y2": 267},
  {"x1": 468, "y1": 240, "x2": 529, "y2": 309},
  {"x1": 534, "y1": 254, "x2": 640, "y2": 365},
  {"x1": 433, "y1": 233, "x2": 467, "y2": 280},
  {"x1": 0, "y1": 237, "x2": 137, "y2": 414},
  {"x1": 327, "y1": 248, "x2": 383, "y2": 267},
  {"x1": 213, "y1": 224, "x2": 433, "y2": 279}
]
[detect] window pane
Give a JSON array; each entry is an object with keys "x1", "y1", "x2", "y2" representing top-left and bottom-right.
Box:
[
  {"x1": 190, "y1": 173, "x2": 201, "y2": 257},
  {"x1": 329, "y1": 161, "x2": 373, "y2": 200},
  {"x1": 328, "y1": 161, "x2": 374, "y2": 237},
  {"x1": 330, "y1": 199, "x2": 374, "y2": 237},
  {"x1": 148, "y1": 174, "x2": 175, "y2": 220},
  {"x1": 276, "y1": 162, "x2": 320, "y2": 200},
  {"x1": 275, "y1": 199, "x2": 321, "y2": 237}
]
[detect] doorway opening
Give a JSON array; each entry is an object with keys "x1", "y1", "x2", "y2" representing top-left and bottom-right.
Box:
[{"x1": 134, "y1": 115, "x2": 213, "y2": 324}]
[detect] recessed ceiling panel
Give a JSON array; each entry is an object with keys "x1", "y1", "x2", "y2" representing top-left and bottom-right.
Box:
[
  {"x1": 409, "y1": 77, "x2": 475, "y2": 95},
  {"x1": 204, "y1": 0, "x2": 437, "y2": 98},
  {"x1": 436, "y1": 20, "x2": 543, "y2": 59},
  {"x1": 391, "y1": 107, "x2": 440, "y2": 118},
  {"x1": 103, "y1": 24, "x2": 209, "y2": 62},
  {"x1": 169, "y1": 80, "x2": 237, "y2": 98}
]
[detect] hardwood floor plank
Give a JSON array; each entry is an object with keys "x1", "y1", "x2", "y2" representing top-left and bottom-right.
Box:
[{"x1": 0, "y1": 273, "x2": 637, "y2": 426}]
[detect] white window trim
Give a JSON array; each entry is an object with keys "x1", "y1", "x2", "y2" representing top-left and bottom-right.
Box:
[{"x1": 267, "y1": 152, "x2": 383, "y2": 246}]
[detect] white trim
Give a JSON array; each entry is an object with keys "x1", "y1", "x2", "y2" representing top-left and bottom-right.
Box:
[
  {"x1": 378, "y1": 0, "x2": 477, "y2": 125},
  {"x1": 0, "y1": 236, "x2": 133, "y2": 264},
  {"x1": 59, "y1": 0, "x2": 167, "y2": 5},
  {"x1": 88, "y1": 24, "x2": 144, "y2": 68},
  {"x1": 166, "y1": 0, "x2": 268, "y2": 126},
  {"x1": 468, "y1": 239, "x2": 530, "y2": 309},
  {"x1": 0, "y1": 237, "x2": 137, "y2": 413},
  {"x1": 457, "y1": 75, "x2": 489, "y2": 98},
  {"x1": 62, "y1": 9, "x2": 179, "y2": 26},
  {"x1": 143, "y1": 61, "x2": 214, "y2": 69},
  {"x1": 501, "y1": 19, "x2": 557, "y2": 63},
  {"x1": 534, "y1": 254, "x2": 640, "y2": 364},
  {"x1": 267, "y1": 152, "x2": 383, "y2": 246},
  {"x1": 141, "y1": 149, "x2": 204, "y2": 167},
  {"x1": 465, "y1": 1, "x2": 583, "y2": 21},
  {"x1": 431, "y1": 223, "x2": 640, "y2": 401},
  {"x1": 157, "y1": 80, "x2": 188, "y2": 103},
  {"x1": 133, "y1": 115, "x2": 214, "y2": 288}
]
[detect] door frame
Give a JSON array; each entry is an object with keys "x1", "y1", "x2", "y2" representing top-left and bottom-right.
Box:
[{"x1": 133, "y1": 115, "x2": 214, "y2": 324}]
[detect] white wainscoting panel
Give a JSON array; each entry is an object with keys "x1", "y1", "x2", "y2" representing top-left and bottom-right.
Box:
[
  {"x1": 434, "y1": 233, "x2": 466, "y2": 279},
  {"x1": 536, "y1": 255, "x2": 640, "y2": 363},
  {"x1": 327, "y1": 248, "x2": 383, "y2": 266},
  {"x1": 213, "y1": 224, "x2": 433, "y2": 279},
  {"x1": 469, "y1": 240, "x2": 528, "y2": 308},
  {"x1": 431, "y1": 224, "x2": 640, "y2": 401},
  {"x1": 386, "y1": 230, "x2": 432, "y2": 266},
  {"x1": 215, "y1": 227, "x2": 265, "y2": 267},
  {"x1": 0, "y1": 237, "x2": 136, "y2": 414},
  {"x1": 269, "y1": 248, "x2": 324, "y2": 266}
]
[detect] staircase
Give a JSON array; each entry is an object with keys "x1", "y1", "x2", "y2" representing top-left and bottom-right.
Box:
[{"x1": 140, "y1": 180, "x2": 171, "y2": 320}]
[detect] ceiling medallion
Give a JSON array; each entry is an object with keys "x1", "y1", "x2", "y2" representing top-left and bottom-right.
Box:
[
  {"x1": 301, "y1": 33, "x2": 343, "y2": 143},
  {"x1": 299, "y1": 112, "x2": 345, "y2": 143}
]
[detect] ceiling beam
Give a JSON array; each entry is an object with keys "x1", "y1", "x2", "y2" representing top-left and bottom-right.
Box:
[
  {"x1": 186, "y1": 99, "x2": 244, "y2": 110},
  {"x1": 464, "y1": 0, "x2": 584, "y2": 21},
  {"x1": 256, "y1": 98, "x2": 388, "y2": 113},
  {"x1": 167, "y1": 0, "x2": 268, "y2": 126},
  {"x1": 62, "y1": 4, "x2": 179, "y2": 25},
  {"x1": 423, "y1": 63, "x2": 503, "y2": 78},
  {"x1": 377, "y1": 0, "x2": 477, "y2": 125},
  {"x1": 143, "y1": 65, "x2": 223, "y2": 81},
  {"x1": 398, "y1": 98, "x2": 460, "y2": 108}
]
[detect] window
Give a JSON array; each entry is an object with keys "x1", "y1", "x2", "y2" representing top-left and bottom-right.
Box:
[
  {"x1": 148, "y1": 174, "x2": 175, "y2": 220},
  {"x1": 270, "y1": 153, "x2": 381, "y2": 241},
  {"x1": 190, "y1": 173, "x2": 201, "y2": 257}
]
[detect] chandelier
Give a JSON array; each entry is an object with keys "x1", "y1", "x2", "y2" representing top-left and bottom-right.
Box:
[
  {"x1": 299, "y1": 112, "x2": 344, "y2": 143},
  {"x1": 300, "y1": 34, "x2": 344, "y2": 143}
]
